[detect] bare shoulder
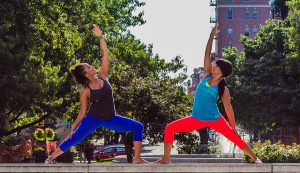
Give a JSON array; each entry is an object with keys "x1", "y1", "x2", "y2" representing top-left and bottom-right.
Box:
[
  {"x1": 81, "y1": 87, "x2": 90, "y2": 97},
  {"x1": 223, "y1": 86, "x2": 231, "y2": 97}
]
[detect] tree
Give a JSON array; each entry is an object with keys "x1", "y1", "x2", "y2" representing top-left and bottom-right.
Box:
[
  {"x1": 0, "y1": 0, "x2": 146, "y2": 138},
  {"x1": 272, "y1": 0, "x2": 291, "y2": 19},
  {"x1": 1, "y1": 0, "x2": 194, "y2": 162},
  {"x1": 0, "y1": 0, "x2": 67, "y2": 137},
  {"x1": 223, "y1": 10, "x2": 300, "y2": 141}
]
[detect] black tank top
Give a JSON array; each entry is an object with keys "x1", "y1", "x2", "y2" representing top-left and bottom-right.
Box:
[{"x1": 87, "y1": 79, "x2": 116, "y2": 120}]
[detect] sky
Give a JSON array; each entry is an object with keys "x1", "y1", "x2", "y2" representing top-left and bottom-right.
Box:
[{"x1": 130, "y1": 0, "x2": 215, "y2": 76}]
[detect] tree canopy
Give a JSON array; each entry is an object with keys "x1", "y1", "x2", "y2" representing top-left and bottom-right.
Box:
[
  {"x1": 222, "y1": 0, "x2": 300, "y2": 138},
  {"x1": 0, "y1": 0, "x2": 192, "y2": 145}
]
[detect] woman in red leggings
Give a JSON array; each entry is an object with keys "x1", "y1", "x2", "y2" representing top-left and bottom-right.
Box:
[{"x1": 156, "y1": 24, "x2": 262, "y2": 164}]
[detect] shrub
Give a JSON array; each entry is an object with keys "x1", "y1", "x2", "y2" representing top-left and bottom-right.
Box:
[
  {"x1": 208, "y1": 145, "x2": 221, "y2": 155},
  {"x1": 45, "y1": 128, "x2": 56, "y2": 141},
  {"x1": 243, "y1": 140, "x2": 300, "y2": 163},
  {"x1": 176, "y1": 133, "x2": 199, "y2": 154},
  {"x1": 33, "y1": 128, "x2": 45, "y2": 142},
  {"x1": 33, "y1": 147, "x2": 47, "y2": 163}
]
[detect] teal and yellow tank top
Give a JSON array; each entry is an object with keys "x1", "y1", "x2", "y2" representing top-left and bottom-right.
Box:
[{"x1": 191, "y1": 76, "x2": 221, "y2": 121}]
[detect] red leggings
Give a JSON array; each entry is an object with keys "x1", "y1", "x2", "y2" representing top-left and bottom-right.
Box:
[{"x1": 164, "y1": 116, "x2": 247, "y2": 150}]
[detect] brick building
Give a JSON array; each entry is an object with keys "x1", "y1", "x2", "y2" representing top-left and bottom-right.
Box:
[
  {"x1": 187, "y1": 67, "x2": 205, "y2": 95},
  {"x1": 210, "y1": 0, "x2": 271, "y2": 57}
]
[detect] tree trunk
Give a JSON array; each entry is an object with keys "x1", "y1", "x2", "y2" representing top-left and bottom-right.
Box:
[
  {"x1": 122, "y1": 132, "x2": 133, "y2": 163},
  {"x1": 198, "y1": 128, "x2": 209, "y2": 153},
  {"x1": 113, "y1": 132, "x2": 120, "y2": 144}
]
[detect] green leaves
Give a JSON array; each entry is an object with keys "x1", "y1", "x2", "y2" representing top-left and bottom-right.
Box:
[
  {"x1": 0, "y1": 0, "x2": 191, "y2": 146},
  {"x1": 222, "y1": 0, "x2": 300, "y2": 137},
  {"x1": 243, "y1": 140, "x2": 300, "y2": 163}
]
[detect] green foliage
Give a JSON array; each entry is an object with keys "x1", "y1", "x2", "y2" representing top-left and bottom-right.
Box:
[
  {"x1": 243, "y1": 140, "x2": 300, "y2": 163},
  {"x1": 0, "y1": 0, "x2": 146, "y2": 137},
  {"x1": 223, "y1": 1, "x2": 300, "y2": 135},
  {"x1": 45, "y1": 128, "x2": 56, "y2": 141},
  {"x1": 0, "y1": 0, "x2": 69, "y2": 137},
  {"x1": 33, "y1": 128, "x2": 45, "y2": 142},
  {"x1": 0, "y1": 135, "x2": 22, "y2": 146},
  {"x1": 34, "y1": 147, "x2": 45, "y2": 151},
  {"x1": 208, "y1": 145, "x2": 221, "y2": 155},
  {"x1": 33, "y1": 148, "x2": 47, "y2": 163},
  {"x1": 0, "y1": 0, "x2": 192, "y2": 151},
  {"x1": 272, "y1": 0, "x2": 291, "y2": 19},
  {"x1": 33, "y1": 127, "x2": 57, "y2": 142},
  {"x1": 176, "y1": 133, "x2": 199, "y2": 154}
]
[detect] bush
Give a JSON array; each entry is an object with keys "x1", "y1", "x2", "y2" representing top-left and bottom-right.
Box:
[
  {"x1": 45, "y1": 128, "x2": 56, "y2": 141},
  {"x1": 208, "y1": 145, "x2": 221, "y2": 155},
  {"x1": 33, "y1": 128, "x2": 45, "y2": 142},
  {"x1": 33, "y1": 148, "x2": 47, "y2": 163},
  {"x1": 176, "y1": 133, "x2": 199, "y2": 154},
  {"x1": 0, "y1": 135, "x2": 22, "y2": 146},
  {"x1": 243, "y1": 140, "x2": 300, "y2": 163}
]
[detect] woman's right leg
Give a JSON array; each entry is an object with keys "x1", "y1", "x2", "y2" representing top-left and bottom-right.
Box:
[
  {"x1": 157, "y1": 116, "x2": 207, "y2": 164},
  {"x1": 101, "y1": 115, "x2": 146, "y2": 164},
  {"x1": 46, "y1": 115, "x2": 102, "y2": 162}
]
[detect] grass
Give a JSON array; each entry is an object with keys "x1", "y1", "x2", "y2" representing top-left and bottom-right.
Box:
[{"x1": 95, "y1": 158, "x2": 113, "y2": 164}]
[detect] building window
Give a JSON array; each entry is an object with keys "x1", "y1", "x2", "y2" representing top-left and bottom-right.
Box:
[
  {"x1": 227, "y1": 10, "x2": 233, "y2": 19},
  {"x1": 244, "y1": 27, "x2": 250, "y2": 37},
  {"x1": 253, "y1": 27, "x2": 258, "y2": 36},
  {"x1": 227, "y1": 27, "x2": 233, "y2": 37},
  {"x1": 253, "y1": 11, "x2": 258, "y2": 20},
  {"x1": 244, "y1": 11, "x2": 250, "y2": 20}
]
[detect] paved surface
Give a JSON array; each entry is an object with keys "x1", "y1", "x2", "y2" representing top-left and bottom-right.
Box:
[{"x1": 0, "y1": 163, "x2": 299, "y2": 173}]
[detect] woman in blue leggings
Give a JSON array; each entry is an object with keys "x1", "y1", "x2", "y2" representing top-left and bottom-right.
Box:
[{"x1": 45, "y1": 24, "x2": 148, "y2": 164}]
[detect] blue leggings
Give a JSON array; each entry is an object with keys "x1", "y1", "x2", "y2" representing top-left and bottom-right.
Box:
[{"x1": 59, "y1": 114, "x2": 144, "y2": 152}]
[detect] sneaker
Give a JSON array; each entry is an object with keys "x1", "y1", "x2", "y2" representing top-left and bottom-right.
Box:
[
  {"x1": 44, "y1": 158, "x2": 54, "y2": 164},
  {"x1": 255, "y1": 158, "x2": 263, "y2": 164}
]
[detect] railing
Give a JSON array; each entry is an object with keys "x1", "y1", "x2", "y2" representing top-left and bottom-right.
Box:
[
  {"x1": 210, "y1": 0, "x2": 217, "y2": 6},
  {"x1": 210, "y1": 17, "x2": 217, "y2": 23}
]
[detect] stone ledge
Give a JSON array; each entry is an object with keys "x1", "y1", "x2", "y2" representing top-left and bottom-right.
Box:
[
  {"x1": 113, "y1": 157, "x2": 242, "y2": 163},
  {"x1": 0, "y1": 163, "x2": 299, "y2": 173}
]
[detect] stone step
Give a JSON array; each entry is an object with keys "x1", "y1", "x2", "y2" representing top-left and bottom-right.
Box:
[
  {"x1": 113, "y1": 156, "x2": 242, "y2": 163},
  {"x1": 140, "y1": 154, "x2": 218, "y2": 158},
  {"x1": 0, "y1": 163, "x2": 300, "y2": 173}
]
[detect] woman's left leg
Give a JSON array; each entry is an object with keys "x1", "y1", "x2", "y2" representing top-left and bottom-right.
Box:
[
  {"x1": 208, "y1": 116, "x2": 260, "y2": 163},
  {"x1": 102, "y1": 115, "x2": 146, "y2": 164}
]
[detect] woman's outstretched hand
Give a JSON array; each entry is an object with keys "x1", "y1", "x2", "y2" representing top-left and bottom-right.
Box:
[
  {"x1": 92, "y1": 24, "x2": 103, "y2": 38},
  {"x1": 210, "y1": 23, "x2": 220, "y2": 38}
]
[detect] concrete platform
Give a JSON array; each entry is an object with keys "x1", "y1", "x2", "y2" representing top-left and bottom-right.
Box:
[
  {"x1": 0, "y1": 163, "x2": 299, "y2": 173},
  {"x1": 113, "y1": 156, "x2": 242, "y2": 163}
]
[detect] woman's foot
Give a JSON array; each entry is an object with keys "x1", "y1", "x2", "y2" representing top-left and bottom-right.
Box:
[
  {"x1": 44, "y1": 157, "x2": 54, "y2": 164},
  {"x1": 255, "y1": 158, "x2": 263, "y2": 164},
  {"x1": 133, "y1": 158, "x2": 149, "y2": 164},
  {"x1": 154, "y1": 159, "x2": 171, "y2": 164}
]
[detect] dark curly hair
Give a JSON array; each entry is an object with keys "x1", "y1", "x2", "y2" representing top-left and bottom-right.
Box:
[{"x1": 70, "y1": 64, "x2": 88, "y2": 86}]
